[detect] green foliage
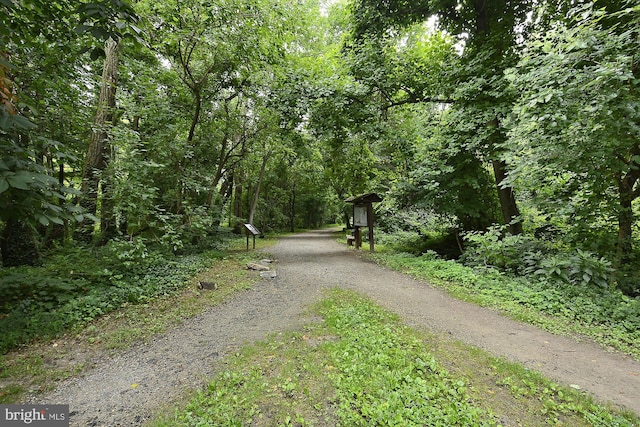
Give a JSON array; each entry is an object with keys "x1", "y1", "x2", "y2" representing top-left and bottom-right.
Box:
[
  {"x1": 0, "y1": 0, "x2": 141, "y2": 235},
  {"x1": 0, "y1": 238, "x2": 231, "y2": 353},
  {"x1": 0, "y1": 137, "x2": 81, "y2": 228},
  {"x1": 504, "y1": 2, "x2": 640, "y2": 256},
  {"x1": 461, "y1": 226, "x2": 545, "y2": 275},
  {"x1": 461, "y1": 225, "x2": 616, "y2": 289},
  {"x1": 144, "y1": 207, "x2": 231, "y2": 255},
  {"x1": 320, "y1": 290, "x2": 495, "y2": 426},
  {"x1": 408, "y1": 127, "x2": 502, "y2": 231},
  {"x1": 534, "y1": 249, "x2": 615, "y2": 289},
  {"x1": 374, "y1": 227, "x2": 462, "y2": 260},
  {"x1": 106, "y1": 237, "x2": 153, "y2": 267},
  {"x1": 75, "y1": 0, "x2": 142, "y2": 46}
]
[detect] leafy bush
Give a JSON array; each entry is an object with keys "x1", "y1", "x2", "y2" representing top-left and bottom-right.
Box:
[
  {"x1": 533, "y1": 249, "x2": 614, "y2": 289},
  {"x1": 461, "y1": 226, "x2": 616, "y2": 289},
  {"x1": 0, "y1": 268, "x2": 88, "y2": 312},
  {"x1": 0, "y1": 238, "x2": 231, "y2": 353},
  {"x1": 376, "y1": 230, "x2": 426, "y2": 253},
  {"x1": 376, "y1": 206, "x2": 443, "y2": 235},
  {"x1": 376, "y1": 229, "x2": 461, "y2": 259},
  {"x1": 461, "y1": 225, "x2": 549, "y2": 275},
  {"x1": 106, "y1": 237, "x2": 155, "y2": 269}
]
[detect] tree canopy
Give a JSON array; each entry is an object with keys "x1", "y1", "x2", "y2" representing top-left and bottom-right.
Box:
[{"x1": 1, "y1": 0, "x2": 639, "y2": 293}]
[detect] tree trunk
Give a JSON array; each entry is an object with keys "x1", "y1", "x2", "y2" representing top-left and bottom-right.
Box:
[
  {"x1": 473, "y1": 2, "x2": 523, "y2": 236},
  {"x1": 616, "y1": 192, "x2": 633, "y2": 266},
  {"x1": 492, "y1": 159, "x2": 523, "y2": 235},
  {"x1": 100, "y1": 168, "x2": 117, "y2": 243},
  {"x1": 209, "y1": 147, "x2": 229, "y2": 207},
  {"x1": 233, "y1": 173, "x2": 244, "y2": 220},
  {"x1": 248, "y1": 154, "x2": 269, "y2": 225},
  {"x1": 176, "y1": 89, "x2": 203, "y2": 215},
  {"x1": 289, "y1": 182, "x2": 296, "y2": 232},
  {"x1": 78, "y1": 37, "x2": 119, "y2": 242},
  {"x1": 44, "y1": 163, "x2": 67, "y2": 247}
]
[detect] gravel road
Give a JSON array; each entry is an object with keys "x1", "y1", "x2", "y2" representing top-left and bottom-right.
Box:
[{"x1": 31, "y1": 228, "x2": 640, "y2": 425}]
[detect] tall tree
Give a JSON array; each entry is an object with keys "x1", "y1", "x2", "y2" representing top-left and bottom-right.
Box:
[
  {"x1": 505, "y1": 2, "x2": 640, "y2": 264},
  {"x1": 136, "y1": 0, "x2": 296, "y2": 221},
  {"x1": 78, "y1": 37, "x2": 120, "y2": 242},
  {"x1": 348, "y1": 0, "x2": 535, "y2": 234},
  {"x1": 74, "y1": 0, "x2": 142, "y2": 242}
]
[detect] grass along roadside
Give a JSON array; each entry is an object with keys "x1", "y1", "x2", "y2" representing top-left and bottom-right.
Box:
[
  {"x1": 0, "y1": 245, "x2": 275, "y2": 404},
  {"x1": 363, "y1": 249, "x2": 640, "y2": 361},
  {"x1": 150, "y1": 289, "x2": 638, "y2": 426}
]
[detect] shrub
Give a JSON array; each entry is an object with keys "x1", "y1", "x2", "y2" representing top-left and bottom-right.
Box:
[
  {"x1": 534, "y1": 249, "x2": 614, "y2": 289},
  {"x1": 0, "y1": 244, "x2": 224, "y2": 353},
  {"x1": 461, "y1": 226, "x2": 549, "y2": 275},
  {"x1": 461, "y1": 226, "x2": 617, "y2": 290}
]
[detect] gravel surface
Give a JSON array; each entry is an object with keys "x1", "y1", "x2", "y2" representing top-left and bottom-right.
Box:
[{"x1": 31, "y1": 228, "x2": 640, "y2": 425}]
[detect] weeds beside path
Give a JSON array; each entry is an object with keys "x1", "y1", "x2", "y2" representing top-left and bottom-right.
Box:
[{"x1": 19, "y1": 229, "x2": 640, "y2": 425}]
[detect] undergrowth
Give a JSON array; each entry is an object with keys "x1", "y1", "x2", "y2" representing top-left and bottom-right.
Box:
[
  {"x1": 0, "y1": 248, "x2": 262, "y2": 404},
  {"x1": 0, "y1": 236, "x2": 235, "y2": 353}
]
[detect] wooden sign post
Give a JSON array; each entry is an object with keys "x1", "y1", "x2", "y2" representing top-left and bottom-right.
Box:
[
  {"x1": 345, "y1": 193, "x2": 383, "y2": 253},
  {"x1": 243, "y1": 223, "x2": 260, "y2": 251}
]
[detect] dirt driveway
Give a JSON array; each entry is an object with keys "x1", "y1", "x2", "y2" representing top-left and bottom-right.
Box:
[{"x1": 32, "y1": 229, "x2": 640, "y2": 425}]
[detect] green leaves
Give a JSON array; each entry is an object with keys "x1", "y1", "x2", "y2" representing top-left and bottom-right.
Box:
[
  {"x1": 0, "y1": 113, "x2": 36, "y2": 134},
  {"x1": 505, "y1": 1, "x2": 640, "y2": 256},
  {"x1": 0, "y1": 243, "x2": 218, "y2": 352},
  {"x1": 0, "y1": 136, "x2": 80, "y2": 226},
  {"x1": 320, "y1": 290, "x2": 495, "y2": 426},
  {"x1": 75, "y1": 0, "x2": 140, "y2": 40},
  {"x1": 2, "y1": 170, "x2": 36, "y2": 191}
]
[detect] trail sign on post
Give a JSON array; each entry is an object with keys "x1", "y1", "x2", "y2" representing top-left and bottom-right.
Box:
[
  {"x1": 244, "y1": 223, "x2": 260, "y2": 251},
  {"x1": 353, "y1": 205, "x2": 368, "y2": 227},
  {"x1": 345, "y1": 193, "x2": 383, "y2": 253}
]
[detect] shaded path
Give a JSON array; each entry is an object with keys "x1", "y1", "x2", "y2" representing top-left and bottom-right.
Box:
[{"x1": 33, "y1": 229, "x2": 640, "y2": 425}]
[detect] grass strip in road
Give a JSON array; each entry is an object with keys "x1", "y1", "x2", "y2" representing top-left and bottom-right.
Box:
[
  {"x1": 151, "y1": 289, "x2": 639, "y2": 426},
  {"x1": 319, "y1": 290, "x2": 495, "y2": 426}
]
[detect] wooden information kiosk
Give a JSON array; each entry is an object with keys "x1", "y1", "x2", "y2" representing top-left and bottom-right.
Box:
[{"x1": 345, "y1": 193, "x2": 383, "y2": 253}]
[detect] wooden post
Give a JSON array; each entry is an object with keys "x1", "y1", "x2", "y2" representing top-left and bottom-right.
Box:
[
  {"x1": 367, "y1": 203, "x2": 374, "y2": 253},
  {"x1": 246, "y1": 234, "x2": 256, "y2": 250}
]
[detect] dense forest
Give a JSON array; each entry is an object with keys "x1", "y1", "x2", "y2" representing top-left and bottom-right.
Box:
[{"x1": 1, "y1": 0, "x2": 639, "y2": 351}]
